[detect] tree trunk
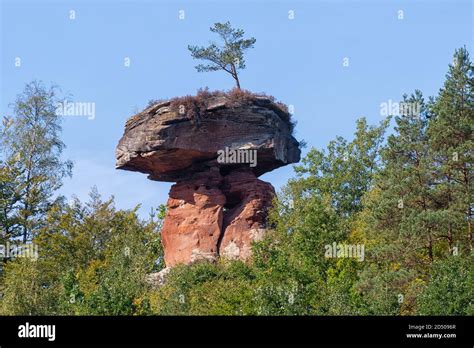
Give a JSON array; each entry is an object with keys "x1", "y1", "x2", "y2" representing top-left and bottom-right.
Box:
[
  {"x1": 428, "y1": 234, "x2": 434, "y2": 262},
  {"x1": 234, "y1": 76, "x2": 241, "y2": 90},
  {"x1": 230, "y1": 63, "x2": 241, "y2": 89}
]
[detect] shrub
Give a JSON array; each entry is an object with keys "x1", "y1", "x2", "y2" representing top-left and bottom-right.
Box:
[{"x1": 160, "y1": 87, "x2": 294, "y2": 132}]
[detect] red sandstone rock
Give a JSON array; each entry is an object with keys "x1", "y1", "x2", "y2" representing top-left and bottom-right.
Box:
[
  {"x1": 219, "y1": 170, "x2": 275, "y2": 260},
  {"x1": 115, "y1": 90, "x2": 299, "y2": 268},
  {"x1": 161, "y1": 170, "x2": 225, "y2": 266},
  {"x1": 161, "y1": 169, "x2": 275, "y2": 266}
]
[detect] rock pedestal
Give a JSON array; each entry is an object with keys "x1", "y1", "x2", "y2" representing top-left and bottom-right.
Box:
[{"x1": 116, "y1": 91, "x2": 300, "y2": 267}]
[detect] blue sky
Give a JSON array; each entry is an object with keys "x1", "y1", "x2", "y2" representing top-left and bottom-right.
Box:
[{"x1": 1, "y1": 0, "x2": 472, "y2": 217}]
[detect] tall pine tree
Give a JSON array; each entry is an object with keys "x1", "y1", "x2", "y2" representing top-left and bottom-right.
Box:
[{"x1": 428, "y1": 47, "x2": 473, "y2": 254}]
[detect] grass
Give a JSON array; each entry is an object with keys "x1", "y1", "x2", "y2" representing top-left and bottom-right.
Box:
[{"x1": 147, "y1": 87, "x2": 295, "y2": 132}]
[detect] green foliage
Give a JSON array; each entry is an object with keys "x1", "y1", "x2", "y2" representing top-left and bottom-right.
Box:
[
  {"x1": 427, "y1": 46, "x2": 473, "y2": 255},
  {"x1": 0, "y1": 81, "x2": 72, "y2": 242},
  {"x1": 293, "y1": 117, "x2": 389, "y2": 218},
  {"x1": 354, "y1": 47, "x2": 473, "y2": 315},
  {"x1": 188, "y1": 22, "x2": 256, "y2": 89},
  {"x1": 0, "y1": 159, "x2": 21, "y2": 240},
  {"x1": 150, "y1": 261, "x2": 258, "y2": 315},
  {"x1": 0, "y1": 257, "x2": 61, "y2": 315},
  {"x1": 0, "y1": 190, "x2": 163, "y2": 315},
  {"x1": 417, "y1": 254, "x2": 473, "y2": 315}
]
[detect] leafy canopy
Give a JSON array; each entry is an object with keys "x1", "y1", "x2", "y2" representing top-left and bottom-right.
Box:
[{"x1": 188, "y1": 21, "x2": 256, "y2": 89}]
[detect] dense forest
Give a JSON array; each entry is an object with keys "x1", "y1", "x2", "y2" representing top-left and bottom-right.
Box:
[{"x1": 0, "y1": 47, "x2": 472, "y2": 316}]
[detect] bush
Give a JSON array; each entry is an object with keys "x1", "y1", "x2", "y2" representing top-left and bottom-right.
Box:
[
  {"x1": 161, "y1": 87, "x2": 293, "y2": 131},
  {"x1": 417, "y1": 255, "x2": 473, "y2": 315},
  {"x1": 0, "y1": 192, "x2": 162, "y2": 315}
]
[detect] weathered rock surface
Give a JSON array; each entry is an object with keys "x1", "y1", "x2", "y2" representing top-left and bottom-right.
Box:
[
  {"x1": 161, "y1": 169, "x2": 225, "y2": 266},
  {"x1": 219, "y1": 170, "x2": 276, "y2": 261},
  {"x1": 116, "y1": 92, "x2": 300, "y2": 268},
  {"x1": 160, "y1": 168, "x2": 276, "y2": 266},
  {"x1": 116, "y1": 95, "x2": 300, "y2": 181},
  {"x1": 146, "y1": 267, "x2": 171, "y2": 287}
]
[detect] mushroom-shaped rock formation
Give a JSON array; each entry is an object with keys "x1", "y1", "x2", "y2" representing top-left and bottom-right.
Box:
[{"x1": 116, "y1": 90, "x2": 300, "y2": 267}]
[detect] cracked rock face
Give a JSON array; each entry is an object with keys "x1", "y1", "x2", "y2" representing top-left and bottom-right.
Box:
[
  {"x1": 161, "y1": 168, "x2": 275, "y2": 266},
  {"x1": 116, "y1": 93, "x2": 300, "y2": 267},
  {"x1": 116, "y1": 95, "x2": 300, "y2": 182}
]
